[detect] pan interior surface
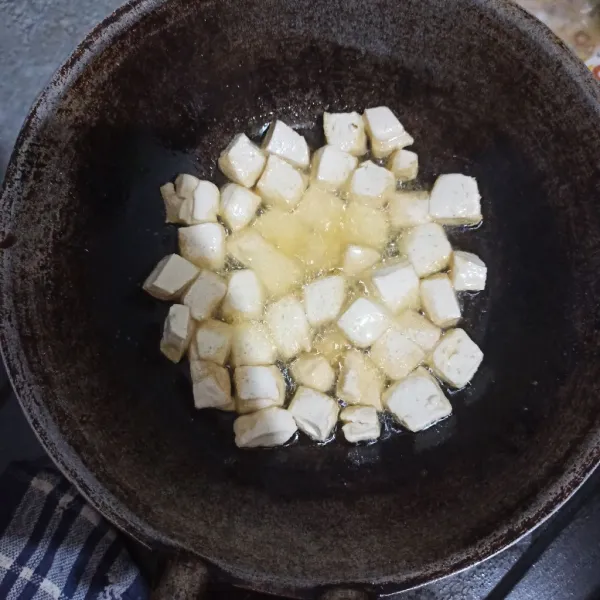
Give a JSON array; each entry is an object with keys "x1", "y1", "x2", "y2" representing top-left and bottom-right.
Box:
[{"x1": 2, "y1": 0, "x2": 600, "y2": 593}]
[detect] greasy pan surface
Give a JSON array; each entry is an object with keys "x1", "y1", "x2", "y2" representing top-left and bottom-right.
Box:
[{"x1": 1, "y1": 0, "x2": 600, "y2": 595}]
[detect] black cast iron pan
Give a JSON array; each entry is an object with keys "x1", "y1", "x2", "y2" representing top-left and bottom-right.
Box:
[{"x1": 1, "y1": 0, "x2": 600, "y2": 597}]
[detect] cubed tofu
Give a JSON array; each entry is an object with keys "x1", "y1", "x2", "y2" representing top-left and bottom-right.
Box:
[
  {"x1": 288, "y1": 386, "x2": 339, "y2": 442},
  {"x1": 160, "y1": 304, "x2": 194, "y2": 363},
  {"x1": 371, "y1": 260, "x2": 420, "y2": 314},
  {"x1": 195, "y1": 319, "x2": 233, "y2": 365},
  {"x1": 429, "y1": 328, "x2": 483, "y2": 388},
  {"x1": 450, "y1": 251, "x2": 487, "y2": 292},
  {"x1": 303, "y1": 276, "x2": 347, "y2": 327},
  {"x1": 295, "y1": 229, "x2": 345, "y2": 275},
  {"x1": 340, "y1": 405, "x2": 381, "y2": 443},
  {"x1": 383, "y1": 367, "x2": 452, "y2": 432},
  {"x1": 323, "y1": 111, "x2": 367, "y2": 156},
  {"x1": 429, "y1": 173, "x2": 482, "y2": 225},
  {"x1": 227, "y1": 230, "x2": 304, "y2": 297},
  {"x1": 218, "y1": 133, "x2": 266, "y2": 188},
  {"x1": 420, "y1": 274, "x2": 461, "y2": 328},
  {"x1": 265, "y1": 295, "x2": 312, "y2": 360},
  {"x1": 231, "y1": 321, "x2": 277, "y2": 366},
  {"x1": 401, "y1": 223, "x2": 452, "y2": 278},
  {"x1": 342, "y1": 245, "x2": 381, "y2": 276},
  {"x1": 178, "y1": 223, "x2": 227, "y2": 271},
  {"x1": 253, "y1": 208, "x2": 310, "y2": 256},
  {"x1": 387, "y1": 149, "x2": 418, "y2": 181},
  {"x1": 160, "y1": 182, "x2": 184, "y2": 223},
  {"x1": 178, "y1": 181, "x2": 220, "y2": 225},
  {"x1": 234, "y1": 407, "x2": 298, "y2": 448},
  {"x1": 370, "y1": 326, "x2": 425, "y2": 380},
  {"x1": 395, "y1": 310, "x2": 441, "y2": 352},
  {"x1": 311, "y1": 146, "x2": 358, "y2": 190},
  {"x1": 388, "y1": 191, "x2": 431, "y2": 229},
  {"x1": 262, "y1": 120, "x2": 310, "y2": 169},
  {"x1": 234, "y1": 365, "x2": 285, "y2": 413},
  {"x1": 313, "y1": 326, "x2": 352, "y2": 365},
  {"x1": 347, "y1": 160, "x2": 395, "y2": 208},
  {"x1": 256, "y1": 155, "x2": 307, "y2": 210},
  {"x1": 291, "y1": 353, "x2": 336, "y2": 392},
  {"x1": 295, "y1": 186, "x2": 345, "y2": 234},
  {"x1": 181, "y1": 270, "x2": 227, "y2": 321},
  {"x1": 143, "y1": 254, "x2": 199, "y2": 301},
  {"x1": 344, "y1": 202, "x2": 390, "y2": 250},
  {"x1": 175, "y1": 173, "x2": 200, "y2": 199},
  {"x1": 336, "y1": 349, "x2": 384, "y2": 410},
  {"x1": 337, "y1": 298, "x2": 389, "y2": 348},
  {"x1": 191, "y1": 360, "x2": 233, "y2": 411},
  {"x1": 363, "y1": 106, "x2": 414, "y2": 158},
  {"x1": 222, "y1": 269, "x2": 264, "y2": 321},
  {"x1": 220, "y1": 184, "x2": 261, "y2": 232}
]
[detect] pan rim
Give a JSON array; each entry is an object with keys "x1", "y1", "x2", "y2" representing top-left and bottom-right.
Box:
[{"x1": 1, "y1": 0, "x2": 600, "y2": 595}]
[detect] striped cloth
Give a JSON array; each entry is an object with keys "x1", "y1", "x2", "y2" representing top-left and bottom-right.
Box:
[{"x1": 0, "y1": 462, "x2": 149, "y2": 600}]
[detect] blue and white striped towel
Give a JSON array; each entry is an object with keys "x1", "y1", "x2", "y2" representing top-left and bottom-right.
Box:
[{"x1": 0, "y1": 462, "x2": 149, "y2": 600}]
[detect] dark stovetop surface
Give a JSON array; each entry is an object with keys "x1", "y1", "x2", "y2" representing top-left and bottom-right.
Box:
[{"x1": 2, "y1": 1, "x2": 600, "y2": 598}]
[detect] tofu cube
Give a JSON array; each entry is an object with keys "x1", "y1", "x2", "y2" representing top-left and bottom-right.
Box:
[
  {"x1": 295, "y1": 186, "x2": 345, "y2": 234},
  {"x1": 181, "y1": 270, "x2": 227, "y2": 321},
  {"x1": 429, "y1": 174, "x2": 482, "y2": 225},
  {"x1": 175, "y1": 173, "x2": 200, "y2": 199},
  {"x1": 311, "y1": 146, "x2": 358, "y2": 191},
  {"x1": 383, "y1": 367, "x2": 452, "y2": 432},
  {"x1": 291, "y1": 353, "x2": 336, "y2": 392},
  {"x1": 262, "y1": 120, "x2": 310, "y2": 169},
  {"x1": 363, "y1": 106, "x2": 414, "y2": 158},
  {"x1": 313, "y1": 326, "x2": 352, "y2": 365},
  {"x1": 336, "y1": 349, "x2": 384, "y2": 410},
  {"x1": 191, "y1": 360, "x2": 233, "y2": 411},
  {"x1": 395, "y1": 310, "x2": 441, "y2": 352},
  {"x1": 303, "y1": 276, "x2": 347, "y2": 327},
  {"x1": 420, "y1": 274, "x2": 461, "y2": 328},
  {"x1": 288, "y1": 386, "x2": 339, "y2": 441},
  {"x1": 234, "y1": 365, "x2": 285, "y2": 413},
  {"x1": 347, "y1": 160, "x2": 395, "y2": 208},
  {"x1": 220, "y1": 184, "x2": 261, "y2": 232},
  {"x1": 178, "y1": 181, "x2": 220, "y2": 225},
  {"x1": 143, "y1": 254, "x2": 198, "y2": 301},
  {"x1": 387, "y1": 149, "x2": 419, "y2": 181},
  {"x1": 222, "y1": 269, "x2": 264, "y2": 322},
  {"x1": 295, "y1": 229, "x2": 345, "y2": 275},
  {"x1": 370, "y1": 326, "x2": 425, "y2": 380},
  {"x1": 234, "y1": 407, "x2": 298, "y2": 448},
  {"x1": 256, "y1": 155, "x2": 307, "y2": 210},
  {"x1": 231, "y1": 321, "x2": 277, "y2": 366},
  {"x1": 451, "y1": 251, "x2": 487, "y2": 292},
  {"x1": 227, "y1": 230, "x2": 304, "y2": 297},
  {"x1": 160, "y1": 182, "x2": 184, "y2": 223},
  {"x1": 337, "y1": 298, "x2": 390, "y2": 348},
  {"x1": 218, "y1": 133, "x2": 266, "y2": 188},
  {"x1": 429, "y1": 328, "x2": 483, "y2": 388},
  {"x1": 160, "y1": 304, "x2": 194, "y2": 363},
  {"x1": 344, "y1": 202, "x2": 390, "y2": 251},
  {"x1": 371, "y1": 260, "x2": 420, "y2": 314},
  {"x1": 253, "y1": 208, "x2": 310, "y2": 256},
  {"x1": 178, "y1": 223, "x2": 226, "y2": 271},
  {"x1": 195, "y1": 319, "x2": 232, "y2": 365},
  {"x1": 323, "y1": 111, "x2": 367, "y2": 156},
  {"x1": 342, "y1": 245, "x2": 381, "y2": 276},
  {"x1": 340, "y1": 405, "x2": 381, "y2": 443},
  {"x1": 401, "y1": 223, "x2": 452, "y2": 278},
  {"x1": 388, "y1": 191, "x2": 431, "y2": 229},
  {"x1": 265, "y1": 296, "x2": 312, "y2": 360}
]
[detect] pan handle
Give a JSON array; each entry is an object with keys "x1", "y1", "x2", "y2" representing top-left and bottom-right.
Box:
[
  {"x1": 151, "y1": 556, "x2": 210, "y2": 600},
  {"x1": 151, "y1": 556, "x2": 372, "y2": 599}
]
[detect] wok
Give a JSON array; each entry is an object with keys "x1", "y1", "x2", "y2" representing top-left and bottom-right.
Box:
[{"x1": 1, "y1": 0, "x2": 600, "y2": 597}]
